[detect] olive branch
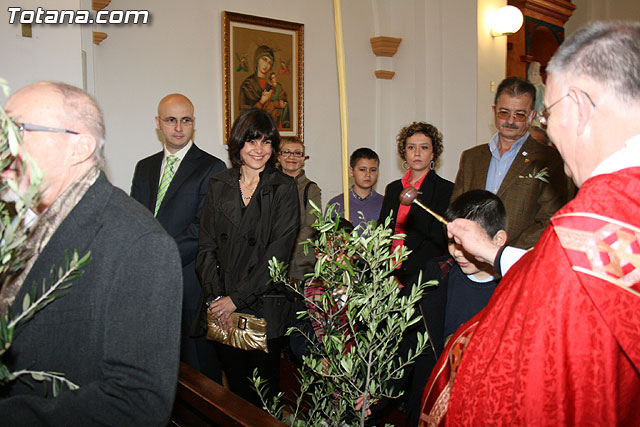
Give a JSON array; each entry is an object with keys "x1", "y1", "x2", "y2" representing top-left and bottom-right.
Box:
[
  {"x1": 254, "y1": 203, "x2": 432, "y2": 426},
  {"x1": 0, "y1": 78, "x2": 90, "y2": 396},
  {"x1": 519, "y1": 166, "x2": 550, "y2": 183}
]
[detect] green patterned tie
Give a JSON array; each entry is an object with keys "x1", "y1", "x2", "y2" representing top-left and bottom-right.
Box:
[{"x1": 154, "y1": 155, "x2": 178, "y2": 216}]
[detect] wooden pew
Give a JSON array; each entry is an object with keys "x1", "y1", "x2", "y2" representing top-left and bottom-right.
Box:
[
  {"x1": 170, "y1": 362, "x2": 286, "y2": 427},
  {"x1": 171, "y1": 360, "x2": 407, "y2": 426}
]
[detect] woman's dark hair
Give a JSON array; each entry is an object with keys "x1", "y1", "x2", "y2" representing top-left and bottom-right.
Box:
[
  {"x1": 445, "y1": 190, "x2": 507, "y2": 238},
  {"x1": 396, "y1": 122, "x2": 444, "y2": 163},
  {"x1": 227, "y1": 108, "x2": 281, "y2": 168}
]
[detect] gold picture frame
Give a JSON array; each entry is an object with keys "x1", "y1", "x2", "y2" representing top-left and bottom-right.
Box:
[{"x1": 222, "y1": 11, "x2": 304, "y2": 142}]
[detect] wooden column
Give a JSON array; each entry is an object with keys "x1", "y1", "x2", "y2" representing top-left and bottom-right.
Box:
[{"x1": 506, "y1": 0, "x2": 576, "y2": 79}]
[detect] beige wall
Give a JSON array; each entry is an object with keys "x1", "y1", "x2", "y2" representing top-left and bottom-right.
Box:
[
  {"x1": 93, "y1": 0, "x2": 343, "y2": 195},
  {"x1": 476, "y1": 0, "x2": 507, "y2": 148},
  {"x1": 0, "y1": 0, "x2": 85, "y2": 91},
  {"x1": 566, "y1": 0, "x2": 640, "y2": 36},
  {"x1": 92, "y1": 0, "x2": 485, "y2": 199},
  {"x1": 0, "y1": 0, "x2": 508, "y2": 203}
]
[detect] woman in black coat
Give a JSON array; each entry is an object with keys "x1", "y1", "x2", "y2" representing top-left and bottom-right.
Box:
[
  {"x1": 195, "y1": 109, "x2": 299, "y2": 405},
  {"x1": 378, "y1": 122, "x2": 453, "y2": 287}
]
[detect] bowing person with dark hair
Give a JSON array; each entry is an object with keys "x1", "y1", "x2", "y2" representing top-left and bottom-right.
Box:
[
  {"x1": 194, "y1": 108, "x2": 299, "y2": 405},
  {"x1": 387, "y1": 190, "x2": 507, "y2": 426}
]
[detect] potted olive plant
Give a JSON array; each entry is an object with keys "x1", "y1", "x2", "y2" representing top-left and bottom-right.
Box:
[{"x1": 255, "y1": 203, "x2": 432, "y2": 426}]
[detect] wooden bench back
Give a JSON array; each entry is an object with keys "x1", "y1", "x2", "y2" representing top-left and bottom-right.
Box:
[{"x1": 170, "y1": 362, "x2": 287, "y2": 427}]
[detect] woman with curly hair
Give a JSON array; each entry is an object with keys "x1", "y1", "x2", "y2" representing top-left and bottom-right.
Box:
[{"x1": 378, "y1": 122, "x2": 453, "y2": 286}]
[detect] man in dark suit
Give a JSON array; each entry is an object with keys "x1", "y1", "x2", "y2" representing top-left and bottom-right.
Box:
[
  {"x1": 131, "y1": 93, "x2": 225, "y2": 381},
  {"x1": 451, "y1": 77, "x2": 569, "y2": 249},
  {"x1": 0, "y1": 82, "x2": 182, "y2": 425}
]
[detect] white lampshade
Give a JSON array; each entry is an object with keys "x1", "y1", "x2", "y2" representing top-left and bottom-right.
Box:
[{"x1": 492, "y1": 5, "x2": 524, "y2": 37}]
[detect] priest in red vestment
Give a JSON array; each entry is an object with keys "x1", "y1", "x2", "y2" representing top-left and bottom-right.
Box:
[{"x1": 420, "y1": 21, "x2": 640, "y2": 426}]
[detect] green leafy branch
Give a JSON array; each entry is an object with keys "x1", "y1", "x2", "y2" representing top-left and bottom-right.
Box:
[
  {"x1": 0, "y1": 78, "x2": 90, "y2": 397},
  {"x1": 8, "y1": 251, "x2": 91, "y2": 330},
  {"x1": 0, "y1": 251, "x2": 91, "y2": 396},
  {"x1": 6, "y1": 370, "x2": 79, "y2": 397},
  {"x1": 0, "y1": 78, "x2": 46, "y2": 280},
  {"x1": 519, "y1": 166, "x2": 550, "y2": 183},
  {"x1": 258, "y1": 203, "x2": 433, "y2": 426}
]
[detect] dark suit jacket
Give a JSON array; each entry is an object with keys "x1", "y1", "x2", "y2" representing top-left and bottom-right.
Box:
[
  {"x1": 0, "y1": 173, "x2": 182, "y2": 426},
  {"x1": 378, "y1": 170, "x2": 454, "y2": 286},
  {"x1": 451, "y1": 136, "x2": 568, "y2": 248},
  {"x1": 131, "y1": 144, "x2": 225, "y2": 313}
]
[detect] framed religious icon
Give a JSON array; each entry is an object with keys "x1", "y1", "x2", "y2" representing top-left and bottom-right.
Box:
[{"x1": 222, "y1": 11, "x2": 304, "y2": 142}]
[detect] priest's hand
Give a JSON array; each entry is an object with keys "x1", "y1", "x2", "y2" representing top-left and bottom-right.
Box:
[{"x1": 447, "y1": 218, "x2": 501, "y2": 266}]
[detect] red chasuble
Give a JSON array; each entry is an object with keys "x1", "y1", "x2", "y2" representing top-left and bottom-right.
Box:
[{"x1": 420, "y1": 167, "x2": 640, "y2": 426}]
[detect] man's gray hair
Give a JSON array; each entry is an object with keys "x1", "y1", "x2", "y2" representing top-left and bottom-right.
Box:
[
  {"x1": 47, "y1": 82, "x2": 106, "y2": 168},
  {"x1": 547, "y1": 21, "x2": 640, "y2": 104}
]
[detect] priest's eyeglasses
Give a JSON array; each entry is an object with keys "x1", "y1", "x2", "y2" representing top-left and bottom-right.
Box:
[
  {"x1": 279, "y1": 150, "x2": 305, "y2": 158},
  {"x1": 539, "y1": 90, "x2": 596, "y2": 126},
  {"x1": 17, "y1": 122, "x2": 79, "y2": 135},
  {"x1": 160, "y1": 117, "x2": 194, "y2": 126}
]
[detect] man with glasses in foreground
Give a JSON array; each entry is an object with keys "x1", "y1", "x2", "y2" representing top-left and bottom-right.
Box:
[
  {"x1": 0, "y1": 81, "x2": 182, "y2": 425},
  {"x1": 421, "y1": 21, "x2": 640, "y2": 425},
  {"x1": 131, "y1": 93, "x2": 225, "y2": 382},
  {"x1": 451, "y1": 76, "x2": 570, "y2": 248}
]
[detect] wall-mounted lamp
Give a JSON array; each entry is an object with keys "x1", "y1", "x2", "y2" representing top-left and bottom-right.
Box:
[{"x1": 491, "y1": 5, "x2": 523, "y2": 37}]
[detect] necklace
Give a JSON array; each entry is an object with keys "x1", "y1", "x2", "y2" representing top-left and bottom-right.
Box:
[{"x1": 238, "y1": 178, "x2": 258, "y2": 202}]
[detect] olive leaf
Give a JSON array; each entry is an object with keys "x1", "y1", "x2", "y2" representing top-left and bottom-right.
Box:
[
  {"x1": 259, "y1": 204, "x2": 433, "y2": 426},
  {"x1": 0, "y1": 80, "x2": 90, "y2": 397}
]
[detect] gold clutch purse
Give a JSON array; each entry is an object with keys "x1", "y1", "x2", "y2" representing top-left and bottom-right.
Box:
[{"x1": 206, "y1": 311, "x2": 268, "y2": 353}]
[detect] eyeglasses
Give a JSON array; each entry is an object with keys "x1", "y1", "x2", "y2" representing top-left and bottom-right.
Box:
[
  {"x1": 279, "y1": 150, "x2": 305, "y2": 158},
  {"x1": 539, "y1": 94, "x2": 569, "y2": 126},
  {"x1": 160, "y1": 117, "x2": 194, "y2": 126},
  {"x1": 17, "y1": 122, "x2": 79, "y2": 135},
  {"x1": 495, "y1": 110, "x2": 530, "y2": 122},
  {"x1": 539, "y1": 91, "x2": 596, "y2": 126}
]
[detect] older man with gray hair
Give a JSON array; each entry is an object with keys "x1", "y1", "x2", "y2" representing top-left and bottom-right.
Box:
[
  {"x1": 421, "y1": 21, "x2": 640, "y2": 425},
  {"x1": 0, "y1": 82, "x2": 182, "y2": 426}
]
